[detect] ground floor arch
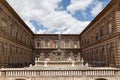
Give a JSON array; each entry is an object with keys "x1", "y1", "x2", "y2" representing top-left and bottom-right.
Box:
[
  {"x1": 95, "y1": 78, "x2": 107, "y2": 80},
  {"x1": 15, "y1": 78, "x2": 27, "y2": 80}
]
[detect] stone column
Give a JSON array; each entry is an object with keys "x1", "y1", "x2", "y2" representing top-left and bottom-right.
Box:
[{"x1": 1, "y1": 71, "x2": 6, "y2": 80}]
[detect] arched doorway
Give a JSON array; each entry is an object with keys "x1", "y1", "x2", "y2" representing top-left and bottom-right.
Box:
[
  {"x1": 95, "y1": 78, "x2": 107, "y2": 80},
  {"x1": 15, "y1": 79, "x2": 26, "y2": 80}
]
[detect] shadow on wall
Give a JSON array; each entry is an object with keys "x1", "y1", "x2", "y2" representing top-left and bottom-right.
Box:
[
  {"x1": 95, "y1": 78, "x2": 107, "y2": 80},
  {"x1": 15, "y1": 79, "x2": 26, "y2": 80}
]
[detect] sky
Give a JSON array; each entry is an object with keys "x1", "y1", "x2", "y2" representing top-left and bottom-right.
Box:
[{"x1": 6, "y1": 0, "x2": 111, "y2": 34}]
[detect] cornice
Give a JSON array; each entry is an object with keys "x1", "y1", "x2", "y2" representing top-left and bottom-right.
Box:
[
  {"x1": 0, "y1": 0, "x2": 116, "y2": 36},
  {"x1": 1, "y1": 0, "x2": 34, "y2": 35},
  {"x1": 80, "y1": 0, "x2": 116, "y2": 36}
]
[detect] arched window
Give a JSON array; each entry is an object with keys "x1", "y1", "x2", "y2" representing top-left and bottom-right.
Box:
[
  {"x1": 45, "y1": 41, "x2": 49, "y2": 47},
  {"x1": 65, "y1": 41, "x2": 69, "y2": 48},
  {"x1": 100, "y1": 27, "x2": 104, "y2": 37},
  {"x1": 96, "y1": 33, "x2": 98, "y2": 40},
  {"x1": 108, "y1": 22, "x2": 113, "y2": 34},
  {"x1": 37, "y1": 42, "x2": 40, "y2": 48},
  {"x1": 55, "y1": 42, "x2": 58, "y2": 48},
  {"x1": 73, "y1": 43, "x2": 78, "y2": 48},
  {"x1": 73, "y1": 40, "x2": 78, "y2": 48},
  {"x1": 36, "y1": 41, "x2": 40, "y2": 48},
  {"x1": 1, "y1": 16, "x2": 6, "y2": 33},
  {"x1": 10, "y1": 24, "x2": 13, "y2": 35}
]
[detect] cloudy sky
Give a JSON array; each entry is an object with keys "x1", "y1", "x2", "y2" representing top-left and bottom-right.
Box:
[{"x1": 6, "y1": 0, "x2": 111, "y2": 34}]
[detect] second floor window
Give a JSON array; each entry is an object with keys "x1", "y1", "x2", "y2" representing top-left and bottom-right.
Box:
[
  {"x1": 108, "y1": 23, "x2": 113, "y2": 34},
  {"x1": 65, "y1": 42, "x2": 69, "y2": 48},
  {"x1": 1, "y1": 27, "x2": 5, "y2": 32},
  {"x1": 45, "y1": 41, "x2": 49, "y2": 47},
  {"x1": 96, "y1": 33, "x2": 98, "y2": 40},
  {"x1": 55, "y1": 42, "x2": 58, "y2": 48},
  {"x1": 36, "y1": 42, "x2": 40, "y2": 48},
  {"x1": 73, "y1": 43, "x2": 78, "y2": 48},
  {"x1": 100, "y1": 28, "x2": 104, "y2": 37}
]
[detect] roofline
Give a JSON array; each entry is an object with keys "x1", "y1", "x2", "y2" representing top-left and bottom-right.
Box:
[
  {"x1": 2, "y1": 0, "x2": 34, "y2": 35},
  {"x1": 80, "y1": 0, "x2": 116, "y2": 36},
  {"x1": 34, "y1": 34, "x2": 80, "y2": 36},
  {"x1": 1, "y1": 0, "x2": 115, "y2": 36}
]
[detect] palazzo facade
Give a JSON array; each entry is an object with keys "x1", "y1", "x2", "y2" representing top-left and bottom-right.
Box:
[
  {"x1": 0, "y1": 0, "x2": 34, "y2": 68},
  {"x1": 33, "y1": 34, "x2": 80, "y2": 62},
  {"x1": 0, "y1": 0, "x2": 120, "y2": 80},
  {"x1": 80, "y1": 0, "x2": 120, "y2": 67}
]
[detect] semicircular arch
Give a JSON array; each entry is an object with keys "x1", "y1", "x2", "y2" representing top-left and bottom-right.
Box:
[
  {"x1": 14, "y1": 78, "x2": 27, "y2": 80},
  {"x1": 95, "y1": 78, "x2": 107, "y2": 80}
]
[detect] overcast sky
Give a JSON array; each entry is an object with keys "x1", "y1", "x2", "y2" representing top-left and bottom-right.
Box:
[{"x1": 6, "y1": 0, "x2": 111, "y2": 34}]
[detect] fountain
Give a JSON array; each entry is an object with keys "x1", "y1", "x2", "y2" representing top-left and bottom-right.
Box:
[{"x1": 34, "y1": 33, "x2": 84, "y2": 68}]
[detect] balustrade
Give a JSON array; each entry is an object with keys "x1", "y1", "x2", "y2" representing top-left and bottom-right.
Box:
[
  {"x1": 0, "y1": 71, "x2": 1, "y2": 76},
  {"x1": 0, "y1": 69, "x2": 118, "y2": 78},
  {"x1": 85, "y1": 70, "x2": 115, "y2": 76},
  {"x1": 5, "y1": 70, "x2": 37, "y2": 77}
]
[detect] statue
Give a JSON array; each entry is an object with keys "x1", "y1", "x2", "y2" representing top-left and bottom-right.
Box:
[
  {"x1": 69, "y1": 52, "x2": 74, "y2": 61},
  {"x1": 49, "y1": 52, "x2": 56, "y2": 61},
  {"x1": 77, "y1": 53, "x2": 81, "y2": 61},
  {"x1": 81, "y1": 58, "x2": 84, "y2": 66},
  {"x1": 39, "y1": 52, "x2": 45, "y2": 61},
  {"x1": 61, "y1": 52, "x2": 66, "y2": 61},
  {"x1": 85, "y1": 63, "x2": 89, "y2": 67}
]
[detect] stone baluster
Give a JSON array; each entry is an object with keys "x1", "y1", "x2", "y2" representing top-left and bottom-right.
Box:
[
  {"x1": 15, "y1": 71, "x2": 16, "y2": 76},
  {"x1": 88, "y1": 71, "x2": 90, "y2": 75},
  {"x1": 56, "y1": 71, "x2": 57, "y2": 76},
  {"x1": 20, "y1": 71, "x2": 23, "y2": 76},
  {"x1": 12, "y1": 71, "x2": 15, "y2": 76},
  {"x1": 103, "y1": 71, "x2": 105, "y2": 75},
  {"x1": 10, "y1": 71, "x2": 12, "y2": 76},
  {"x1": 102, "y1": 71, "x2": 103, "y2": 75},
  {"x1": 6, "y1": 71, "x2": 7, "y2": 77},
  {"x1": 6, "y1": 71, "x2": 8, "y2": 76},
  {"x1": 107, "y1": 71, "x2": 109, "y2": 75},
  {"x1": 30, "y1": 71, "x2": 33, "y2": 76},
  {"x1": 50, "y1": 71, "x2": 52, "y2": 76},
  {"x1": 32, "y1": 71, "x2": 33, "y2": 76},
  {"x1": 64, "y1": 71, "x2": 66, "y2": 76},
  {"x1": 13, "y1": 71, "x2": 15, "y2": 76},
  {"x1": 72, "y1": 71, "x2": 73, "y2": 76},
  {"x1": 44, "y1": 71, "x2": 46, "y2": 76},
  {"x1": 19, "y1": 71, "x2": 21, "y2": 76},
  {"x1": 46, "y1": 71, "x2": 48, "y2": 76},
  {"x1": 24, "y1": 71, "x2": 25, "y2": 76},
  {"x1": 9, "y1": 71, "x2": 11, "y2": 76},
  {"x1": 105, "y1": 71, "x2": 107, "y2": 75},
  {"x1": 99, "y1": 71, "x2": 101, "y2": 75},
  {"x1": 29, "y1": 71, "x2": 30, "y2": 76},
  {"x1": 111, "y1": 71, "x2": 114, "y2": 75},
  {"x1": 40, "y1": 71, "x2": 41, "y2": 76},
  {"x1": 78, "y1": 71, "x2": 79, "y2": 76},
  {"x1": 78, "y1": 71, "x2": 80, "y2": 76},
  {"x1": 33, "y1": 71, "x2": 35, "y2": 76},
  {"x1": 53, "y1": 71, "x2": 55, "y2": 76},
  {"x1": 0, "y1": 71, "x2": 1, "y2": 76},
  {"x1": 32, "y1": 71, "x2": 34, "y2": 76},
  {"x1": 76, "y1": 71, "x2": 77, "y2": 76},
  {"x1": 110, "y1": 71, "x2": 112, "y2": 75},
  {"x1": 17, "y1": 71, "x2": 19, "y2": 76},
  {"x1": 7, "y1": 71, "x2": 10, "y2": 76},
  {"x1": 52, "y1": 71, "x2": 54, "y2": 76},
  {"x1": 15, "y1": 71, "x2": 17, "y2": 76}
]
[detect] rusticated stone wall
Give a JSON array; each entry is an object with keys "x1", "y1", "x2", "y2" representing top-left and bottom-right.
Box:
[
  {"x1": 80, "y1": 0, "x2": 120, "y2": 67},
  {"x1": 0, "y1": 0, "x2": 33, "y2": 68}
]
